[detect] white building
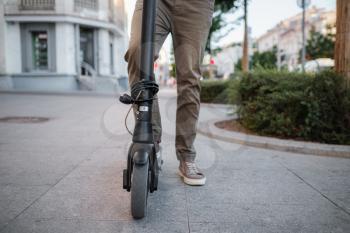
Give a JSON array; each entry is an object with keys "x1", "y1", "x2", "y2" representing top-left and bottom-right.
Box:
[
  {"x1": 211, "y1": 26, "x2": 254, "y2": 78},
  {"x1": 256, "y1": 6, "x2": 335, "y2": 71},
  {"x1": 0, "y1": 0, "x2": 128, "y2": 92},
  {"x1": 154, "y1": 45, "x2": 170, "y2": 86},
  {"x1": 213, "y1": 44, "x2": 242, "y2": 79}
]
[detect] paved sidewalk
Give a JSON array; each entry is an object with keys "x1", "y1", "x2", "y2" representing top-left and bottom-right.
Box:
[{"x1": 0, "y1": 89, "x2": 349, "y2": 233}]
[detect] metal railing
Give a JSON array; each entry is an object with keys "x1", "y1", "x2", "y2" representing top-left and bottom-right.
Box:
[
  {"x1": 19, "y1": 0, "x2": 55, "y2": 10},
  {"x1": 77, "y1": 62, "x2": 97, "y2": 90},
  {"x1": 77, "y1": 62, "x2": 125, "y2": 93},
  {"x1": 74, "y1": 0, "x2": 98, "y2": 11}
]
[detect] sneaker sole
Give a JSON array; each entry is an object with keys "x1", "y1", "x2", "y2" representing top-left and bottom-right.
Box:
[{"x1": 178, "y1": 170, "x2": 206, "y2": 186}]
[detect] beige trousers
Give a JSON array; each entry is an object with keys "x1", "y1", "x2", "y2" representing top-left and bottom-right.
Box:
[{"x1": 124, "y1": 0, "x2": 214, "y2": 162}]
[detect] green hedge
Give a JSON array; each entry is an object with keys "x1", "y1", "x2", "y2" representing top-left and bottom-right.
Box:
[
  {"x1": 230, "y1": 70, "x2": 350, "y2": 145},
  {"x1": 200, "y1": 80, "x2": 230, "y2": 104}
]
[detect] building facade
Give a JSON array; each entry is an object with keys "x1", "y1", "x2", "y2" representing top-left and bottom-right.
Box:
[
  {"x1": 212, "y1": 26, "x2": 253, "y2": 79},
  {"x1": 0, "y1": 0, "x2": 128, "y2": 92},
  {"x1": 213, "y1": 44, "x2": 242, "y2": 79},
  {"x1": 256, "y1": 6, "x2": 335, "y2": 71}
]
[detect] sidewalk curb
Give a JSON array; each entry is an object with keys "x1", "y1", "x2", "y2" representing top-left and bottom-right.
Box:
[
  {"x1": 197, "y1": 118, "x2": 350, "y2": 158},
  {"x1": 0, "y1": 90, "x2": 118, "y2": 98},
  {"x1": 0, "y1": 88, "x2": 176, "y2": 98}
]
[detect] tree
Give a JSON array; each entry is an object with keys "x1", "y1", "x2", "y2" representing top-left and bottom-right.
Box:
[
  {"x1": 335, "y1": 0, "x2": 350, "y2": 85},
  {"x1": 251, "y1": 47, "x2": 277, "y2": 69},
  {"x1": 169, "y1": 46, "x2": 176, "y2": 78},
  {"x1": 206, "y1": 0, "x2": 241, "y2": 53},
  {"x1": 241, "y1": 0, "x2": 249, "y2": 72},
  {"x1": 234, "y1": 58, "x2": 242, "y2": 72},
  {"x1": 235, "y1": 47, "x2": 277, "y2": 71},
  {"x1": 300, "y1": 26, "x2": 335, "y2": 61}
]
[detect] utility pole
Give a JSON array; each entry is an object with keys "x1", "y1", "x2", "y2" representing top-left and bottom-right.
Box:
[
  {"x1": 301, "y1": 0, "x2": 306, "y2": 72},
  {"x1": 297, "y1": 0, "x2": 310, "y2": 72},
  {"x1": 242, "y1": 0, "x2": 249, "y2": 72},
  {"x1": 277, "y1": 33, "x2": 281, "y2": 71}
]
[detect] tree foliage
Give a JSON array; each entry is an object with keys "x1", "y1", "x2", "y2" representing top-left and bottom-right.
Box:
[
  {"x1": 214, "y1": 0, "x2": 239, "y2": 12},
  {"x1": 206, "y1": 0, "x2": 242, "y2": 52},
  {"x1": 302, "y1": 25, "x2": 335, "y2": 61},
  {"x1": 235, "y1": 47, "x2": 277, "y2": 71},
  {"x1": 251, "y1": 47, "x2": 277, "y2": 70}
]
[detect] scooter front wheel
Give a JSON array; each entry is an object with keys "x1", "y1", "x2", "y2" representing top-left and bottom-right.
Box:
[{"x1": 131, "y1": 159, "x2": 149, "y2": 218}]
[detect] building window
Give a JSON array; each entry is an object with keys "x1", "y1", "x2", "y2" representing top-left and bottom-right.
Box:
[
  {"x1": 75, "y1": 0, "x2": 98, "y2": 10},
  {"x1": 21, "y1": 23, "x2": 56, "y2": 72},
  {"x1": 110, "y1": 42, "x2": 114, "y2": 75},
  {"x1": 32, "y1": 32, "x2": 48, "y2": 70},
  {"x1": 19, "y1": 0, "x2": 55, "y2": 10},
  {"x1": 80, "y1": 27, "x2": 95, "y2": 68}
]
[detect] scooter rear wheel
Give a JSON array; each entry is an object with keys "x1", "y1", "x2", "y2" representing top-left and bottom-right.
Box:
[{"x1": 131, "y1": 160, "x2": 149, "y2": 218}]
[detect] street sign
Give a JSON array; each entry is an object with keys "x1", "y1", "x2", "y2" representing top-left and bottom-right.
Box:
[{"x1": 297, "y1": 0, "x2": 311, "y2": 8}]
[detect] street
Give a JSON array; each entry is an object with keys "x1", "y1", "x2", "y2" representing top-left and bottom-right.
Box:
[{"x1": 0, "y1": 90, "x2": 349, "y2": 233}]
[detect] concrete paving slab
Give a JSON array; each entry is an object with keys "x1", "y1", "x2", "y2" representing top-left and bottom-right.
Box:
[
  {"x1": 0, "y1": 185, "x2": 49, "y2": 230},
  {"x1": 190, "y1": 220, "x2": 350, "y2": 233},
  {"x1": 185, "y1": 174, "x2": 322, "y2": 206},
  {"x1": 1, "y1": 218, "x2": 189, "y2": 233},
  {"x1": 187, "y1": 202, "x2": 350, "y2": 230},
  {"x1": 0, "y1": 91, "x2": 349, "y2": 232},
  {"x1": 0, "y1": 149, "x2": 94, "y2": 186}
]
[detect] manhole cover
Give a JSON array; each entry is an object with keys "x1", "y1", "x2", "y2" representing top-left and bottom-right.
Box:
[{"x1": 0, "y1": 116, "x2": 50, "y2": 124}]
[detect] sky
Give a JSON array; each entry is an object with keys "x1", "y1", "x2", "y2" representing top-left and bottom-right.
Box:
[
  {"x1": 125, "y1": 0, "x2": 137, "y2": 35},
  {"x1": 215, "y1": 0, "x2": 336, "y2": 47},
  {"x1": 125, "y1": 0, "x2": 336, "y2": 48}
]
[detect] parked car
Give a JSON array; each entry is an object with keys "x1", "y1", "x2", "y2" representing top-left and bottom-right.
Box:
[{"x1": 296, "y1": 58, "x2": 334, "y2": 73}]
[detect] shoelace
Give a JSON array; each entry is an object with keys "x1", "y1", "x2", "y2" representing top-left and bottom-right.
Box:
[{"x1": 185, "y1": 162, "x2": 199, "y2": 175}]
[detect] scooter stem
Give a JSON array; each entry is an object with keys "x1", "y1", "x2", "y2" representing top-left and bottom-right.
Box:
[
  {"x1": 132, "y1": 0, "x2": 157, "y2": 144},
  {"x1": 140, "y1": 0, "x2": 157, "y2": 80}
]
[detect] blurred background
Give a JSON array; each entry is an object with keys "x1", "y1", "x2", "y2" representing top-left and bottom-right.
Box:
[
  {"x1": 0, "y1": 0, "x2": 129, "y2": 93},
  {"x1": 0, "y1": 0, "x2": 338, "y2": 92}
]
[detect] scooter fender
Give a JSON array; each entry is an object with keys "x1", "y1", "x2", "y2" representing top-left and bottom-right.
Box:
[
  {"x1": 133, "y1": 151, "x2": 149, "y2": 165},
  {"x1": 130, "y1": 143, "x2": 154, "y2": 165}
]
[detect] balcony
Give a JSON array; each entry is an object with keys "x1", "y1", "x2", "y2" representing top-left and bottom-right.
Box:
[
  {"x1": 4, "y1": 0, "x2": 126, "y2": 36},
  {"x1": 5, "y1": 0, "x2": 99, "y2": 15},
  {"x1": 75, "y1": 0, "x2": 98, "y2": 11},
  {"x1": 19, "y1": 0, "x2": 55, "y2": 10}
]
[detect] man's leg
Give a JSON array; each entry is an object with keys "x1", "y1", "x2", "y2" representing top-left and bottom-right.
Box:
[
  {"x1": 124, "y1": 0, "x2": 171, "y2": 143},
  {"x1": 172, "y1": 0, "x2": 214, "y2": 185}
]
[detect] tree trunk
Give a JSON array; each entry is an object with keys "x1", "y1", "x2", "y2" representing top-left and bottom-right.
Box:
[
  {"x1": 242, "y1": 0, "x2": 249, "y2": 72},
  {"x1": 335, "y1": 0, "x2": 350, "y2": 86}
]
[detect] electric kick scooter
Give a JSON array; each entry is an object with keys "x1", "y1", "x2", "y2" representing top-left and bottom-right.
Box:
[{"x1": 119, "y1": 0, "x2": 160, "y2": 219}]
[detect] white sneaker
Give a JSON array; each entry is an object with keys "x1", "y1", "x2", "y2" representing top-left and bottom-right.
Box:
[{"x1": 178, "y1": 161, "x2": 206, "y2": 186}]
